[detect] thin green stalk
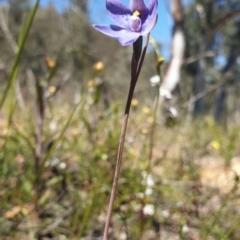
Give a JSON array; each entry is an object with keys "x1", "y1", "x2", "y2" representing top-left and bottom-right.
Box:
[
  {"x1": 139, "y1": 54, "x2": 163, "y2": 239},
  {"x1": 78, "y1": 188, "x2": 97, "y2": 238},
  {"x1": 12, "y1": 123, "x2": 35, "y2": 154},
  {"x1": 148, "y1": 79, "x2": 160, "y2": 168},
  {"x1": 71, "y1": 202, "x2": 81, "y2": 237},
  {"x1": 139, "y1": 83, "x2": 160, "y2": 239},
  {"x1": 146, "y1": 43, "x2": 164, "y2": 170},
  {"x1": 0, "y1": 0, "x2": 40, "y2": 109},
  {"x1": 3, "y1": 0, "x2": 39, "y2": 166},
  {"x1": 221, "y1": 218, "x2": 240, "y2": 240},
  {"x1": 102, "y1": 83, "x2": 133, "y2": 240},
  {"x1": 103, "y1": 34, "x2": 150, "y2": 240},
  {"x1": 0, "y1": 68, "x2": 18, "y2": 170},
  {"x1": 7, "y1": 67, "x2": 18, "y2": 126}
]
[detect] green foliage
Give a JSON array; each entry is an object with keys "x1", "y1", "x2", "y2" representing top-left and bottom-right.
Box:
[{"x1": 1, "y1": 0, "x2": 240, "y2": 239}]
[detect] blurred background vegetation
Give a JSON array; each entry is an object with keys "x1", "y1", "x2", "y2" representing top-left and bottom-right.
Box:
[{"x1": 1, "y1": 0, "x2": 240, "y2": 239}]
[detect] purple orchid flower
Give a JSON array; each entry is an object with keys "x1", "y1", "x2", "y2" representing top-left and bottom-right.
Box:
[{"x1": 93, "y1": 0, "x2": 158, "y2": 46}]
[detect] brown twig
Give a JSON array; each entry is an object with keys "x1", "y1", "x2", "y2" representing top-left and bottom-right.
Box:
[
  {"x1": 184, "y1": 51, "x2": 216, "y2": 65},
  {"x1": 182, "y1": 73, "x2": 231, "y2": 108}
]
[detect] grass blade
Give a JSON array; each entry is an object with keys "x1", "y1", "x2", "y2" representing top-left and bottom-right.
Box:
[{"x1": 0, "y1": 0, "x2": 40, "y2": 109}]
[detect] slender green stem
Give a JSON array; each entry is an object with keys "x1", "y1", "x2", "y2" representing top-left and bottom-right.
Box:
[
  {"x1": 148, "y1": 83, "x2": 160, "y2": 168},
  {"x1": 103, "y1": 34, "x2": 150, "y2": 240},
  {"x1": 139, "y1": 53, "x2": 163, "y2": 239},
  {"x1": 103, "y1": 82, "x2": 135, "y2": 240},
  {"x1": 221, "y1": 218, "x2": 240, "y2": 240},
  {"x1": 0, "y1": 0, "x2": 40, "y2": 109}
]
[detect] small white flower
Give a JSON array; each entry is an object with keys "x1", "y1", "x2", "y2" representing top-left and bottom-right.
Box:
[
  {"x1": 162, "y1": 210, "x2": 170, "y2": 218},
  {"x1": 59, "y1": 162, "x2": 67, "y2": 169},
  {"x1": 146, "y1": 174, "x2": 154, "y2": 187},
  {"x1": 49, "y1": 121, "x2": 57, "y2": 132},
  {"x1": 143, "y1": 204, "x2": 155, "y2": 216},
  {"x1": 119, "y1": 232, "x2": 127, "y2": 240},
  {"x1": 145, "y1": 187, "x2": 153, "y2": 196},
  {"x1": 182, "y1": 225, "x2": 189, "y2": 233},
  {"x1": 149, "y1": 75, "x2": 161, "y2": 87}
]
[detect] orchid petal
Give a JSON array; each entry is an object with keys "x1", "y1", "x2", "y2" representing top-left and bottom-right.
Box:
[
  {"x1": 129, "y1": 0, "x2": 147, "y2": 12},
  {"x1": 118, "y1": 32, "x2": 140, "y2": 46},
  {"x1": 93, "y1": 24, "x2": 130, "y2": 38},
  {"x1": 106, "y1": 0, "x2": 132, "y2": 29},
  {"x1": 141, "y1": 0, "x2": 157, "y2": 32},
  {"x1": 142, "y1": 14, "x2": 158, "y2": 35},
  {"x1": 147, "y1": 0, "x2": 158, "y2": 16}
]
